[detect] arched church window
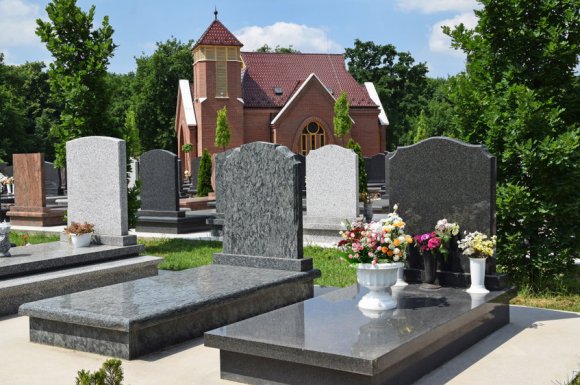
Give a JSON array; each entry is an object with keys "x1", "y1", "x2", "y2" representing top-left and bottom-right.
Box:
[{"x1": 301, "y1": 121, "x2": 326, "y2": 155}]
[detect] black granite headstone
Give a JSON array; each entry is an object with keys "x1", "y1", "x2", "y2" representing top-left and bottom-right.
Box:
[
  {"x1": 139, "y1": 150, "x2": 179, "y2": 212},
  {"x1": 44, "y1": 161, "x2": 60, "y2": 197},
  {"x1": 190, "y1": 156, "x2": 201, "y2": 190},
  {"x1": 364, "y1": 153, "x2": 385, "y2": 185},
  {"x1": 387, "y1": 137, "x2": 503, "y2": 287},
  {"x1": 295, "y1": 154, "x2": 306, "y2": 193}
]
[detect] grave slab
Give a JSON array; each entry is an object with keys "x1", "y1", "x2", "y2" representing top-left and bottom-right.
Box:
[
  {"x1": 205, "y1": 284, "x2": 515, "y2": 385},
  {"x1": 19, "y1": 265, "x2": 320, "y2": 359}
]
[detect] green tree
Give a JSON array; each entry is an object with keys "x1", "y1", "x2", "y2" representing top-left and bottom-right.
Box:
[
  {"x1": 347, "y1": 139, "x2": 368, "y2": 198},
  {"x1": 132, "y1": 38, "x2": 193, "y2": 152},
  {"x1": 256, "y1": 44, "x2": 301, "y2": 53},
  {"x1": 0, "y1": 55, "x2": 29, "y2": 160},
  {"x1": 215, "y1": 106, "x2": 231, "y2": 152},
  {"x1": 345, "y1": 39, "x2": 430, "y2": 150},
  {"x1": 36, "y1": 0, "x2": 117, "y2": 167},
  {"x1": 107, "y1": 72, "x2": 135, "y2": 137},
  {"x1": 76, "y1": 358, "x2": 124, "y2": 385},
  {"x1": 445, "y1": 0, "x2": 580, "y2": 290},
  {"x1": 333, "y1": 91, "x2": 351, "y2": 145},
  {"x1": 196, "y1": 149, "x2": 213, "y2": 197}
]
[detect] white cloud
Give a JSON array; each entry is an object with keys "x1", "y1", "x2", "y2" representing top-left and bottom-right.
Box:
[
  {"x1": 429, "y1": 12, "x2": 478, "y2": 56},
  {"x1": 0, "y1": 0, "x2": 42, "y2": 47},
  {"x1": 396, "y1": 0, "x2": 477, "y2": 14},
  {"x1": 235, "y1": 22, "x2": 342, "y2": 53}
]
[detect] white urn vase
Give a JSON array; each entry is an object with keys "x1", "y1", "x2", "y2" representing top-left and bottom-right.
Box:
[
  {"x1": 356, "y1": 262, "x2": 402, "y2": 312},
  {"x1": 71, "y1": 233, "x2": 92, "y2": 248},
  {"x1": 467, "y1": 257, "x2": 489, "y2": 294}
]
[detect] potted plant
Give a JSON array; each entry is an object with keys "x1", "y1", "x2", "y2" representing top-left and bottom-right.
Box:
[
  {"x1": 64, "y1": 221, "x2": 95, "y2": 248},
  {"x1": 413, "y1": 219, "x2": 460, "y2": 290},
  {"x1": 338, "y1": 204, "x2": 413, "y2": 312},
  {"x1": 458, "y1": 231, "x2": 497, "y2": 294}
]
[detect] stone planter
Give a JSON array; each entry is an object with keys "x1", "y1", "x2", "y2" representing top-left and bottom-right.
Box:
[{"x1": 356, "y1": 262, "x2": 402, "y2": 312}]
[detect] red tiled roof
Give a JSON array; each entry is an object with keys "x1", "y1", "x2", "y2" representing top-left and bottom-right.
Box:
[
  {"x1": 240, "y1": 52, "x2": 377, "y2": 108},
  {"x1": 193, "y1": 20, "x2": 243, "y2": 49}
]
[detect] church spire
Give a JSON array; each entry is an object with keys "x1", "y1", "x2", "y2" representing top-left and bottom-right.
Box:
[{"x1": 214, "y1": 7, "x2": 218, "y2": 20}]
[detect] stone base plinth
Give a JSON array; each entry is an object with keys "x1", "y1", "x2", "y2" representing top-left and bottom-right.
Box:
[
  {"x1": 136, "y1": 212, "x2": 212, "y2": 234},
  {"x1": 180, "y1": 197, "x2": 214, "y2": 210},
  {"x1": 302, "y1": 216, "x2": 352, "y2": 245},
  {"x1": 7, "y1": 206, "x2": 66, "y2": 226},
  {"x1": 20, "y1": 265, "x2": 320, "y2": 359},
  {"x1": 205, "y1": 285, "x2": 516, "y2": 385}
]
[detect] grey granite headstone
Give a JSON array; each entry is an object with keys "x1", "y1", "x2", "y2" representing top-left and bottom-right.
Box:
[
  {"x1": 139, "y1": 150, "x2": 179, "y2": 212},
  {"x1": 365, "y1": 153, "x2": 385, "y2": 185},
  {"x1": 306, "y1": 145, "x2": 358, "y2": 219},
  {"x1": 66, "y1": 136, "x2": 129, "y2": 238},
  {"x1": 387, "y1": 137, "x2": 496, "y2": 235},
  {"x1": 44, "y1": 161, "x2": 60, "y2": 197},
  {"x1": 215, "y1": 149, "x2": 234, "y2": 214},
  {"x1": 214, "y1": 142, "x2": 310, "y2": 271}
]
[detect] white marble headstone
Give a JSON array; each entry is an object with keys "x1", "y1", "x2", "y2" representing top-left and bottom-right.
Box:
[
  {"x1": 66, "y1": 136, "x2": 128, "y2": 236},
  {"x1": 306, "y1": 145, "x2": 359, "y2": 219}
]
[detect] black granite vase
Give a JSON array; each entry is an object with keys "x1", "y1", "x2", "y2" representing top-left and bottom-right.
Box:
[
  {"x1": 363, "y1": 201, "x2": 373, "y2": 222},
  {"x1": 420, "y1": 252, "x2": 440, "y2": 290}
]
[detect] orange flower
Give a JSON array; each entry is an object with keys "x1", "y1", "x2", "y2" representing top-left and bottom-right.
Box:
[
  {"x1": 387, "y1": 250, "x2": 394, "y2": 256},
  {"x1": 393, "y1": 239, "x2": 401, "y2": 247},
  {"x1": 381, "y1": 246, "x2": 388, "y2": 253}
]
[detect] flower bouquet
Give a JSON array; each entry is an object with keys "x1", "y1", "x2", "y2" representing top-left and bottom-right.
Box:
[
  {"x1": 458, "y1": 231, "x2": 496, "y2": 294},
  {"x1": 64, "y1": 222, "x2": 95, "y2": 248},
  {"x1": 414, "y1": 219, "x2": 460, "y2": 260}
]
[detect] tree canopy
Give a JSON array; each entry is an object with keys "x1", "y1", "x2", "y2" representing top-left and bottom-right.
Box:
[{"x1": 36, "y1": 0, "x2": 117, "y2": 167}]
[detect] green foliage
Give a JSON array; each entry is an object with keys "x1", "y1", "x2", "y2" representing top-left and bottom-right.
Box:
[
  {"x1": 444, "y1": 0, "x2": 580, "y2": 290},
  {"x1": 347, "y1": 139, "x2": 368, "y2": 197},
  {"x1": 256, "y1": 44, "x2": 301, "y2": 53},
  {"x1": 333, "y1": 91, "x2": 351, "y2": 145},
  {"x1": 345, "y1": 40, "x2": 430, "y2": 150},
  {"x1": 75, "y1": 358, "x2": 124, "y2": 385},
  {"x1": 215, "y1": 106, "x2": 231, "y2": 151},
  {"x1": 127, "y1": 179, "x2": 140, "y2": 230},
  {"x1": 121, "y1": 108, "x2": 141, "y2": 158},
  {"x1": 36, "y1": 0, "x2": 117, "y2": 168},
  {"x1": 133, "y1": 38, "x2": 193, "y2": 153},
  {"x1": 181, "y1": 143, "x2": 193, "y2": 153},
  {"x1": 196, "y1": 149, "x2": 213, "y2": 197},
  {"x1": 107, "y1": 72, "x2": 135, "y2": 141}
]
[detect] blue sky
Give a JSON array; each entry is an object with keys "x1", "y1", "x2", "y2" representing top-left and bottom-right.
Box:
[{"x1": 0, "y1": 0, "x2": 481, "y2": 78}]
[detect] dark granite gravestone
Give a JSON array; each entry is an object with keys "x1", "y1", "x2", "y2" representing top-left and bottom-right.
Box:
[
  {"x1": 44, "y1": 161, "x2": 60, "y2": 197},
  {"x1": 364, "y1": 153, "x2": 385, "y2": 186},
  {"x1": 295, "y1": 154, "x2": 306, "y2": 193},
  {"x1": 387, "y1": 137, "x2": 506, "y2": 289},
  {"x1": 189, "y1": 156, "x2": 201, "y2": 194},
  {"x1": 136, "y1": 149, "x2": 210, "y2": 233},
  {"x1": 213, "y1": 142, "x2": 312, "y2": 271},
  {"x1": 207, "y1": 149, "x2": 234, "y2": 236}
]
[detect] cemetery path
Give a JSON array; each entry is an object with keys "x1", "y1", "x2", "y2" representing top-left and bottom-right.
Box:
[{"x1": 0, "y1": 306, "x2": 578, "y2": 384}]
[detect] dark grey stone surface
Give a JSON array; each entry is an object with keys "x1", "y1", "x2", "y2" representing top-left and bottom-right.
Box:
[
  {"x1": 1, "y1": 256, "x2": 161, "y2": 316},
  {"x1": 205, "y1": 284, "x2": 515, "y2": 385},
  {"x1": 214, "y1": 253, "x2": 314, "y2": 272},
  {"x1": 215, "y1": 149, "x2": 234, "y2": 214},
  {"x1": 44, "y1": 161, "x2": 60, "y2": 197},
  {"x1": 139, "y1": 149, "x2": 179, "y2": 212},
  {"x1": 387, "y1": 137, "x2": 498, "y2": 278},
  {"x1": 0, "y1": 241, "x2": 143, "y2": 279},
  {"x1": 364, "y1": 153, "x2": 385, "y2": 185},
  {"x1": 20, "y1": 264, "x2": 319, "y2": 359},
  {"x1": 387, "y1": 137, "x2": 496, "y2": 235},
  {"x1": 221, "y1": 142, "x2": 303, "y2": 260},
  {"x1": 136, "y1": 211, "x2": 212, "y2": 234},
  {"x1": 190, "y1": 156, "x2": 201, "y2": 192}
]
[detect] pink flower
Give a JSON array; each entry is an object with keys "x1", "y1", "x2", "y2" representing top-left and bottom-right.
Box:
[{"x1": 428, "y1": 237, "x2": 441, "y2": 249}]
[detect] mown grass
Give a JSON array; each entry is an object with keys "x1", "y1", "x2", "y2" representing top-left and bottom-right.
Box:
[
  {"x1": 305, "y1": 245, "x2": 356, "y2": 287},
  {"x1": 138, "y1": 238, "x2": 222, "y2": 270},
  {"x1": 11, "y1": 231, "x2": 60, "y2": 246}
]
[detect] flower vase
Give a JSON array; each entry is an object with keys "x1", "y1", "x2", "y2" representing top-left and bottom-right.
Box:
[
  {"x1": 420, "y1": 252, "x2": 440, "y2": 290},
  {"x1": 393, "y1": 264, "x2": 408, "y2": 287},
  {"x1": 6, "y1": 184, "x2": 12, "y2": 195},
  {"x1": 71, "y1": 233, "x2": 92, "y2": 248},
  {"x1": 363, "y1": 201, "x2": 373, "y2": 223},
  {"x1": 356, "y1": 262, "x2": 402, "y2": 313},
  {"x1": 467, "y1": 257, "x2": 489, "y2": 294}
]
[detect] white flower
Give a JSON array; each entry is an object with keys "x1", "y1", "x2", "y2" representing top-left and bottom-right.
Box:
[
  {"x1": 393, "y1": 255, "x2": 400, "y2": 261},
  {"x1": 394, "y1": 248, "x2": 400, "y2": 255},
  {"x1": 389, "y1": 243, "x2": 395, "y2": 250},
  {"x1": 398, "y1": 235, "x2": 406, "y2": 242}
]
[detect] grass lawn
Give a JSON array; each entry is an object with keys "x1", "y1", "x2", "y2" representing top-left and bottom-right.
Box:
[
  {"x1": 138, "y1": 238, "x2": 223, "y2": 270},
  {"x1": 10, "y1": 231, "x2": 60, "y2": 246}
]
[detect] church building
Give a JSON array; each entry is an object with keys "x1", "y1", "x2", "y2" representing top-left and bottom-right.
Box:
[{"x1": 175, "y1": 15, "x2": 388, "y2": 169}]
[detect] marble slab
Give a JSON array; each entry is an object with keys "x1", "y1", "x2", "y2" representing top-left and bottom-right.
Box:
[
  {"x1": 205, "y1": 284, "x2": 515, "y2": 385},
  {"x1": 0, "y1": 241, "x2": 144, "y2": 279},
  {"x1": 19, "y1": 264, "x2": 320, "y2": 359}
]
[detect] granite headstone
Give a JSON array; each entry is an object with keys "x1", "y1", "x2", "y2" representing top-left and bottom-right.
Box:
[
  {"x1": 139, "y1": 150, "x2": 179, "y2": 212},
  {"x1": 44, "y1": 161, "x2": 60, "y2": 197},
  {"x1": 387, "y1": 137, "x2": 496, "y2": 235},
  {"x1": 365, "y1": 153, "x2": 385, "y2": 185},
  {"x1": 67, "y1": 136, "x2": 129, "y2": 238},
  {"x1": 214, "y1": 142, "x2": 310, "y2": 271},
  {"x1": 306, "y1": 145, "x2": 358, "y2": 219}
]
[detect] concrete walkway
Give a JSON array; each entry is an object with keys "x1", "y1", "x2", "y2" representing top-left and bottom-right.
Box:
[{"x1": 1, "y1": 306, "x2": 579, "y2": 385}]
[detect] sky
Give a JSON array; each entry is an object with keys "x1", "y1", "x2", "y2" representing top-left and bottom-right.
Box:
[{"x1": 0, "y1": 0, "x2": 481, "y2": 78}]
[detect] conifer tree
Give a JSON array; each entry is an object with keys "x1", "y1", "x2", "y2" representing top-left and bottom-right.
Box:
[
  {"x1": 196, "y1": 149, "x2": 213, "y2": 197},
  {"x1": 215, "y1": 106, "x2": 230, "y2": 152},
  {"x1": 333, "y1": 91, "x2": 351, "y2": 146}
]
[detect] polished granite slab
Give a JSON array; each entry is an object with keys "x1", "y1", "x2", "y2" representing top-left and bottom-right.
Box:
[
  {"x1": 205, "y1": 284, "x2": 515, "y2": 385},
  {"x1": 20, "y1": 264, "x2": 320, "y2": 359},
  {"x1": 0, "y1": 241, "x2": 144, "y2": 278}
]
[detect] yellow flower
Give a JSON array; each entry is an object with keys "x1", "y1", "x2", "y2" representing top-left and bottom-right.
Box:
[
  {"x1": 406, "y1": 235, "x2": 413, "y2": 244},
  {"x1": 393, "y1": 239, "x2": 401, "y2": 247}
]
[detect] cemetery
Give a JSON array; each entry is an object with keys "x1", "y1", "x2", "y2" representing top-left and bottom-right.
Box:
[{"x1": 0, "y1": 2, "x2": 578, "y2": 383}]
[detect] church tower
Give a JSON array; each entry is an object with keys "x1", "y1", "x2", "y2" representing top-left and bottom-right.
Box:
[{"x1": 191, "y1": 11, "x2": 245, "y2": 155}]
